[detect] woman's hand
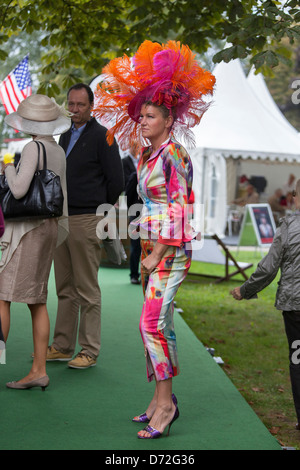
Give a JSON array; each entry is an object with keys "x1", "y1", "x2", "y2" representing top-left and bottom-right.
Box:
[
  {"x1": 141, "y1": 242, "x2": 169, "y2": 275},
  {"x1": 141, "y1": 252, "x2": 161, "y2": 275},
  {"x1": 1, "y1": 153, "x2": 14, "y2": 172}
]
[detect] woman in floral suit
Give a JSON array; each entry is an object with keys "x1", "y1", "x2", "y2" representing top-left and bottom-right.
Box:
[
  {"x1": 134, "y1": 100, "x2": 194, "y2": 438},
  {"x1": 94, "y1": 39, "x2": 215, "y2": 439}
]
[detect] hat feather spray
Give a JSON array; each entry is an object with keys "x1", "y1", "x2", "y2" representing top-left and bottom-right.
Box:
[{"x1": 93, "y1": 40, "x2": 216, "y2": 150}]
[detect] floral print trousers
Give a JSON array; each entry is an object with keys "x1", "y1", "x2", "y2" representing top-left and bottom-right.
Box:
[{"x1": 140, "y1": 239, "x2": 191, "y2": 382}]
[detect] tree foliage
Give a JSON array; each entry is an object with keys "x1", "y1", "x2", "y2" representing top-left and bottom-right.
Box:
[
  {"x1": 266, "y1": 39, "x2": 300, "y2": 130},
  {"x1": 0, "y1": 0, "x2": 300, "y2": 95}
]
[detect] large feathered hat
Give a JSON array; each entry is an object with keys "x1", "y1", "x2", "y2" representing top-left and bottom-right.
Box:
[{"x1": 93, "y1": 40, "x2": 216, "y2": 149}]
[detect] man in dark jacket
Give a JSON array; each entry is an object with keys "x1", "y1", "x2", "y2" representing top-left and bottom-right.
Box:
[
  {"x1": 48, "y1": 83, "x2": 124, "y2": 369},
  {"x1": 122, "y1": 142, "x2": 142, "y2": 284}
]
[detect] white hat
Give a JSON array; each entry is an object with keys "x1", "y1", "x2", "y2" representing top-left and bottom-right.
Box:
[{"x1": 5, "y1": 94, "x2": 71, "y2": 136}]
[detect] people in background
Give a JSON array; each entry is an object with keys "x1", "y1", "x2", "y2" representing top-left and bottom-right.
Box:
[
  {"x1": 0, "y1": 94, "x2": 71, "y2": 390},
  {"x1": 282, "y1": 173, "x2": 296, "y2": 196},
  {"x1": 280, "y1": 191, "x2": 296, "y2": 212},
  {"x1": 232, "y1": 183, "x2": 259, "y2": 206},
  {"x1": 268, "y1": 188, "x2": 285, "y2": 221},
  {"x1": 230, "y1": 179, "x2": 300, "y2": 431},
  {"x1": 122, "y1": 142, "x2": 142, "y2": 285},
  {"x1": 48, "y1": 83, "x2": 124, "y2": 370}
]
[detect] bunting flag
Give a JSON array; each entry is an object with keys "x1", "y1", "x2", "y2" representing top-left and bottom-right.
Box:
[{"x1": 0, "y1": 55, "x2": 32, "y2": 115}]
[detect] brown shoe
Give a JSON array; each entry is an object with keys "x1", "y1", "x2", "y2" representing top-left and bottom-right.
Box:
[
  {"x1": 68, "y1": 352, "x2": 97, "y2": 369},
  {"x1": 46, "y1": 345, "x2": 72, "y2": 362}
]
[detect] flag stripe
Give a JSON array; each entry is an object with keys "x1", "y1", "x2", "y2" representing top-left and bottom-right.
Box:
[
  {"x1": 0, "y1": 55, "x2": 32, "y2": 117},
  {"x1": 0, "y1": 81, "x2": 16, "y2": 114},
  {"x1": 8, "y1": 74, "x2": 24, "y2": 104},
  {"x1": 4, "y1": 76, "x2": 19, "y2": 112}
]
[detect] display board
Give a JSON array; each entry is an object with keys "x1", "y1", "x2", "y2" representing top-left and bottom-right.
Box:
[{"x1": 238, "y1": 204, "x2": 276, "y2": 248}]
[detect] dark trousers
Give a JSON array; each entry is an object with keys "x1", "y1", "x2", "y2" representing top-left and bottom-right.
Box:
[
  {"x1": 282, "y1": 311, "x2": 300, "y2": 422},
  {"x1": 129, "y1": 216, "x2": 141, "y2": 279},
  {"x1": 130, "y1": 237, "x2": 141, "y2": 279}
]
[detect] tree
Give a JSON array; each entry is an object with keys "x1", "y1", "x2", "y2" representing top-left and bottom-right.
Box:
[
  {"x1": 0, "y1": 30, "x2": 48, "y2": 143},
  {"x1": 0, "y1": 0, "x2": 299, "y2": 96},
  {"x1": 266, "y1": 38, "x2": 300, "y2": 130}
]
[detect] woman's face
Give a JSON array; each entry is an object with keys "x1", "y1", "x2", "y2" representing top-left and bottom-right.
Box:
[{"x1": 140, "y1": 104, "x2": 173, "y2": 143}]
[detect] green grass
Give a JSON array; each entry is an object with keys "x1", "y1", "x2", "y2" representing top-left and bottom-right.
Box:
[{"x1": 175, "y1": 249, "x2": 300, "y2": 450}]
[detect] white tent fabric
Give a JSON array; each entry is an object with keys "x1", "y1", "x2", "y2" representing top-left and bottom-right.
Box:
[
  {"x1": 1, "y1": 138, "x2": 31, "y2": 156},
  {"x1": 192, "y1": 59, "x2": 300, "y2": 162},
  {"x1": 3, "y1": 136, "x2": 59, "y2": 157},
  {"x1": 247, "y1": 67, "x2": 299, "y2": 135},
  {"x1": 187, "y1": 58, "x2": 300, "y2": 237},
  {"x1": 189, "y1": 148, "x2": 227, "y2": 237}
]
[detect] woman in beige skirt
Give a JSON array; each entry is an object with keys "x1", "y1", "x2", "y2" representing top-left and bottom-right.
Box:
[{"x1": 0, "y1": 94, "x2": 71, "y2": 390}]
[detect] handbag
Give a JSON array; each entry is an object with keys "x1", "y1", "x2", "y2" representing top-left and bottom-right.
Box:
[
  {"x1": 96, "y1": 214, "x2": 127, "y2": 265},
  {"x1": 0, "y1": 141, "x2": 64, "y2": 220},
  {"x1": 102, "y1": 235, "x2": 127, "y2": 265}
]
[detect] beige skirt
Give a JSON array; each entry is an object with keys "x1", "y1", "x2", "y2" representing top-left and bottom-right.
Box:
[{"x1": 0, "y1": 218, "x2": 58, "y2": 304}]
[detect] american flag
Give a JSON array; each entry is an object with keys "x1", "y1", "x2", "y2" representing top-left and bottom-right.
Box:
[{"x1": 0, "y1": 55, "x2": 32, "y2": 115}]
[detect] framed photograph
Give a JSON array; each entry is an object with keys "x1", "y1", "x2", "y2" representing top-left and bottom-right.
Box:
[{"x1": 241, "y1": 203, "x2": 276, "y2": 247}]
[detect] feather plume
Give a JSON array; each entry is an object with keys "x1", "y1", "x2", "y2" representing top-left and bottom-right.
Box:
[
  {"x1": 133, "y1": 40, "x2": 162, "y2": 86},
  {"x1": 93, "y1": 40, "x2": 215, "y2": 150}
]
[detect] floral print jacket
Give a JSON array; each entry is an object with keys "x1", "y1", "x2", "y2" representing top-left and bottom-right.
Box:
[{"x1": 136, "y1": 136, "x2": 194, "y2": 247}]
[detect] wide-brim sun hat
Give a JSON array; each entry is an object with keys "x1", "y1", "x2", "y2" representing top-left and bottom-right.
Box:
[{"x1": 5, "y1": 94, "x2": 72, "y2": 136}]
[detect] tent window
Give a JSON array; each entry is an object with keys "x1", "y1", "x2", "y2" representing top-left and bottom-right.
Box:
[{"x1": 210, "y1": 164, "x2": 217, "y2": 218}]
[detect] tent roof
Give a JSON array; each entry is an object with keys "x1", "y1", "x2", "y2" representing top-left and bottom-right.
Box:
[
  {"x1": 192, "y1": 59, "x2": 300, "y2": 162},
  {"x1": 247, "y1": 67, "x2": 298, "y2": 135},
  {"x1": 247, "y1": 68, "x2": 300, "y2": 146}
]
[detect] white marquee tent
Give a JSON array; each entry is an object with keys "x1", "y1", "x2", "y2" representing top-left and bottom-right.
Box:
[
  {"x1": 247, "y1": 67, "x2": 298, "y2": 135},
  {"x1": 194, "y1": 58, "x2": 300, "y2": 160},
  {"x1": 189, "y1": 58, "x2": 300, "y2": 237},
  {"x1": 188, "y1": 144, "x2": 227, "y2": 238},
  {"x1": 246, "y1": 67, "x2": 300, "y2": 195}
]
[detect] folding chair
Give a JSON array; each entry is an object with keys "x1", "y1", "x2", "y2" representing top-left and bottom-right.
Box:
[{"x1": 188, "y1": 234, "x2": 253, "y2": 284}]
